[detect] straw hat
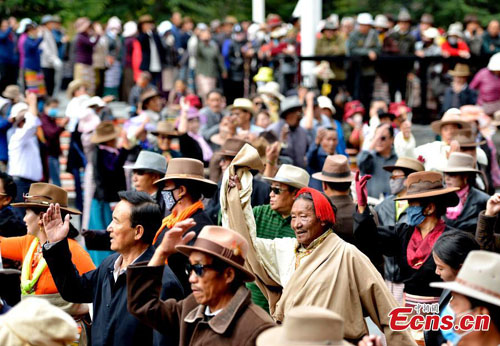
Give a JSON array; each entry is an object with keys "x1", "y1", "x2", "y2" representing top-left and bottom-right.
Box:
[
  {"x1": 2, "y1": 85, "x2": 21, "y2": 101},
  {"x1": 150, "y1": 120, "x2": 179, "y2": 137},
  {"x1": 263, "y1": 164, "x2": 310, "y2": 189},
  {"x1": 430, "y1": 250, "x2": 500, "y2": 306},
  {"x1": 253, "y1": 67, "x2": 274, "y2": 83},
  {"x1": 123, "y1": 150, "x2": 167, "y2": 175},
  {"x1": 122, "y1": 21, "x2": 138, "y2": 38},
  {"x1": 228, "y1": 98, "x2": 255, "y2": 115},
  {"x1": 487, "y1": 52, "x2": 500, "y2": 72},
  {"x1": 384, "y1": 157, "x2": 425, "y2": 174},
  {"x1": 217, "y1": 138, "x2": 247, "y2": 157},
  {"x1": 12, "y1": 183, "x2": 81, "y2": 215},
  {"x1": 154, "y1": 158, "x2": 217, "y2": 197},
  {"x1": 312, "y1": 155, "x2": 355, "y2": 183},
  {"x1": 90, "y1": 121, "x2": 121, "y2": 144},
  {"x1": 66, "y1": 79, "x2": 89, "y2": 98},
  {"x1": 256, "y1": 306, "x2": 352, "y2": 346},
  {"x1": 430, "y1": 108, "x2": 470, "y2": 134},
  {"x1": 75, "y1": 17, "x2": 91, "y2": 33},
  {"x1": 442, "y1": 152, "x2": 481, "y2": 174},
  {"x1": 394, "y1": 171, "x2": 459, "y2": 205},
  {"x1": 176, "y1": 226, "x2": 255, "y2": 282},
  {"x1": 448, "y1": 63, "x2": 470, "y2": 77},
  {"x1": 279, "y1": 96, "x2": 302, "y2": 118},
  {"x1": 257, "y1": 81, "x2": 285, "y2": 101}
]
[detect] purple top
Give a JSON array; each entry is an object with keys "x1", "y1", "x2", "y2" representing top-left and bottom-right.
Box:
[
  {"x1": 18, "y1": 33, "x2": 27, "y2": 68},
  {"x1": 469, "y1": 67, "x2": 500, "y2": 104},
  {"x1": 74, "y1": 33, "x2": 98, "y2": 65}
]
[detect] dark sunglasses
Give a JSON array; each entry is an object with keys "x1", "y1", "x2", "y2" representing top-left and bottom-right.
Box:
[
  {"x1": 185, "y1": 263, "x2": 218, "y2": 277},
  {"x1": 270, "y1": 186, "x2": 287, "y2": 195}
]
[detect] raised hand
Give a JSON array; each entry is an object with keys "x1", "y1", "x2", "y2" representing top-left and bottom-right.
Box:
[
  {"x1": 358, "y1": 335, "x2": 382, "y2": 346},
  {"x1": 42, "y1": 203, "x2": 70, "y2": 243},
  {"x1": 355, "y1": 170, "x2": 372, "y2": 209},
  {"x1": 485, "y1": 194, "x2": 500, "y2": 217}
]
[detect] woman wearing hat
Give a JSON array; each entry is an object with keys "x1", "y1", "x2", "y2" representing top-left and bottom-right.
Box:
[
  {"x1": 152, "y1": 158, "x2": 217, "y2": 293},
  {"x1": 443, "y1": 152, "x2": 490, "y2": 234},
  {"x1": 470, "y1": 52, "x2": 500, "y2": 115},
  {"x1": 0, "y1": 183, "x2": 95, "y2": 342},
  {"x1": 354, "y1": 171, "x2": 461, "y2": 344},
  {"x1": 442, "y1": 63, "x2": 477, "y2": 113}
]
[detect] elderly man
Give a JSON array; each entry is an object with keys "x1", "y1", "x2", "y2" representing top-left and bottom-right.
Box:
[
  {"x1": 229, "y1": 98, "x2": 263, "y2": 136},
  {"x1": 126, "y1": 223, "x2": 275, "y2": 345},
  {"x1": 222, "y1": 145, "x2": 415, "y2": 345},
  {"x1": 42, "y1": 191, "x2": 184, "y2": 346},
  {"x1": 200, "y1": 89, "x2": 225, "y2": 141}
]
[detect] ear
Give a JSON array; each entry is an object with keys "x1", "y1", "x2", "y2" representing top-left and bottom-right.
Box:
[
  {"x1": 134, "y1": 224, "x2": 145, "y2": 241},
  {"x1": 321, "y1": 182, "x2": 328, "y2": 193},
  {"x1": 178, "y1": 185, "x2": 187, "y2": 198},
  {"x1": 224, "y1": 267, "x2": 236, "y2": 285},
  {"x1": 424, "y1": 203, "x2": 436, "y2": 216}
]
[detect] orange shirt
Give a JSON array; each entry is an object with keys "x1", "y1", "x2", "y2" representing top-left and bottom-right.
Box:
[{"x1": 0, "y1": 235, "x2": 96, "y2": 295}]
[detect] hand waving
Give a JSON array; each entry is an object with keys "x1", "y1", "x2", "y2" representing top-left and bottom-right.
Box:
[
  {"x1": 355, "y1": 170, "x2": 372, "y2": 208},
  {"x1": 42, "y1": 203, "x2": 70, "y2": 243}
]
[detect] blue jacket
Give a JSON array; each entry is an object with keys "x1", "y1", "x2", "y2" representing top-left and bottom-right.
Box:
[
  {"x1": 0, "y1": 27, "x2": 17, "y2": 65},
  {"x1": 0, "y1": 116, "x2": 12, "y2": 162},
  {"x1": 43, "y1": 239, "x2": 184, "y2": 346},
  {"x1": 23, "y1": 36, "x2": 43, "y2": 71}
]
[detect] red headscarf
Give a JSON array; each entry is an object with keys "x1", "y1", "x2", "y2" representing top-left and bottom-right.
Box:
[{"x1": 295, "y1": 187, "x2": 336, "y2": 224}]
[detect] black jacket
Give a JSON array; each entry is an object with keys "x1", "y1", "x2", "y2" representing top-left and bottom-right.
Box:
[
  {"x1": 0, "y1": 206, "x2": 26, "y2": 238},
  {"x1": 43, "y1": 240, "x2": 184, "y2": 346},
  {"x1": 154, "y1": 209, "x2": 214, "y2": 294},
  {"x1": 354, "y1": 208, "x2": 456, "y2": 297},
  {"x1": 424, "y1": 289, "x2": 451, "y2": 346},
  {"x1": 443, "y1": 187, "x2": 489, "y2": 234},
  {"x1": 441, "y1": 86, "x2": 477, "y2": 114},
  {"x1": 93, "y1": 147, "x2": 128, "y2": 202},
  {"x1": 138, "y1": 31, "x2": 166, "y2": 72}
]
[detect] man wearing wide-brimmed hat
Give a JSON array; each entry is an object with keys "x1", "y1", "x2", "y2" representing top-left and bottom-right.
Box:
[
  {"x1": 442, "y1": 152, "x2": 490, "y2": 234},
  {"x1": 127, "y1": 224, "x2": 275, "y2": 345},
  {"x1": 229, "y1": 98, "x2": 263, "y2": 135},
  {"x1": 415, "y1": 108, "x2": 471, "y2": 171},
  {"x1": 152, "y1": 158, "x2": 217, "y2": 293},
  {"x1": 442, "y1": 63, "x2": 477, "y2": 112}
]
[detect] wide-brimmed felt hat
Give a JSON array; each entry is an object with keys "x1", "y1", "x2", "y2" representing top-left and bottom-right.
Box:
[
  {"x1": 453, "y1": 129, "x2": 486, "y2": 147},
  {"x1": 0, "y1": 267, "x2": 21, "y2": 275},
  {"x1": 154, "y1": 158, "x2": 217, "y2": 197},
  {"x1": 322, "y1": 20, "x2": 339, "y2": 31},
  {"x1": 139, "y1": 89, "x2": 160, "y2": 106},
  {"x1": 2, "y1": 85, "x2": 21, "y2": 100},
  {"x1": 420, "y1": 13, "x2": 434, "y2": 24},
  {"x1": 263, "y1": 164, "x2": 310, "y2": 189},
  {"x1": 138, "y1": 15, "x2": 154, "y2": 25},
  {"x1": 449, "y1": 63, "x2": 470, "y2": 77},
  {"x1": 430, "y1": 108, "x2": 470, "y2": 134},
  {"x1": 151, "y1": 120, "x2": 179, "y2": 136},
  {"x1": 442, "y1": 152, "x2": 481, "y2": 174},
  {"x1": 90, "y1": 121, "x2": 121, "y2": 144},
  {"x1": 176, "y1": 225, "x2": 254, "y2": 282},
  {"x1": 41, "y1": 15, "x2": 57, "y2": 25},
  {"x1": 123, "y1": 150, "x2": 167, "y2": 175},
  {"x1": 256, "y1": 306, "x2": 352, "y2": 346},
  {"x1": 218, "y1": 138, "x2": 247, "y2": 157},
  {"x1": 430, "y1": 250, "x2": 500, "y2": 307},
  {"x1": 384, "y1": 157, "x2": 425, "y2": 174},
  {"x1": 228, "y1": 98, "x2": 255, "y2": 116},
  {"x1": 75, "y1": 17, "x2": 91, "y2": 33},
  {"x1": 12, "y1": 183, "x2": 81, "y2": 215},
  {"x1": 67, "y1": 79, "x2": 90, "y2": 98},
  {"x1": 394, "y1": 171, "x2": 459, "y2": 205},
  {"x1": 279, "y1": 96, "x2": 302, "y2": 118},
  {"x1": 257, "y1": 81, "x2": 284, "y2": 101},
  {"x1": 312, "y1": 155, "x2": 355, "y2": 183}
]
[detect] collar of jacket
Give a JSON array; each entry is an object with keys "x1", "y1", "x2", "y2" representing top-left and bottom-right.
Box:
[
  {"x1": 106, "y1": 246, "x2": 155, "y2": 271},
  {"x1": 184, "y1": 286, "x2": 251, "y2": 334}
]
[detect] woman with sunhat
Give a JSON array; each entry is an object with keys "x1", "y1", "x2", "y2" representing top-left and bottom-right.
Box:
[
  {"x1": 354, "y1": 171, "x2": 460, "y2": 344},
  {"x1": 0, "y1": 183, "x2": 95, "y2": 344},
  {"x1": 443, "y1": 152, "x2": 490, "y2": 234},
  {"x1": 150, "y1": 120, "x2": 182, "y2": 161}
]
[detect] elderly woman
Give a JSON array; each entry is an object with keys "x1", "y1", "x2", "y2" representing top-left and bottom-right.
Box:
[
  {"x1": 470, "y1": 52, "x2": 500, "y2": 115},
  {"x1": 354, "y1": 171, "x2": 460, "y2": 344},
  {"x1": 127, "y1": 223, "x2": 275, "y2": 346},
  {"x1": 443, "y1": 152, "x2": 489, "y2": 234}
]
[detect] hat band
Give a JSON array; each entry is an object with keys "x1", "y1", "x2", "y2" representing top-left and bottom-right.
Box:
[
  {"x1": 23, "y1": 194, "x2": 67, "y2": 207},
  {"x1": 406, "y1": 180, "x2": 444, "y2": 195},
  {"x1": 193, "y1": 238, "x2": 245, "y2": 266},
  {"x1": 456, "y1": 277, "x2": 500, "y2": 300},
  {"x1": 165, "y1": 173, "x2": 205, "y2": 180},
  {"x1": 321, "y1": 170, "x2": 351, "y2": 178}
]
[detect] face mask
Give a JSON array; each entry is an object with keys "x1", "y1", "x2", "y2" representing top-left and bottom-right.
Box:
[
  {"x1": 406, "y1": 205, "x2": 426, "y2": 227},
  {"x1": 162, "y1": 189, "x2": 179, "y2": 211},
  {"x1": 440, "y1": 304, "x2": 474, "y2": 345},
  {"x1": 47, "y1": 109, "x2": 58, "y2": 117},
  {"x1": 448, "y1": 37, "x2": 458, "y2": 45},
  {"x1": 389, "y1": 178, "x2": 406, "y2": 195}
]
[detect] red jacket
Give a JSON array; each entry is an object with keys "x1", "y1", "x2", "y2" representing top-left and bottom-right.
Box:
[{"x1": 441, "y1": 40, "x2": 469, "y2": 56}]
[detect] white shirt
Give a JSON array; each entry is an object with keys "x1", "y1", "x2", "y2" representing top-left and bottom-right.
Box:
[
  {"x1": 112, "y1": 250, "x2": 148, "y2": 282},
  {"x1": 148, "y1": 33, "x2": 161, "y2": 73},
  {"x1": 66, "y1": 94, "x2": 90, "y2": 132},
  {"x1": 8, "y1": 112, "x2": 43, "y2": 181}
]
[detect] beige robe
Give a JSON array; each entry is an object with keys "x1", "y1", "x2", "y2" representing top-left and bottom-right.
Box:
[{"x1": 221, "y1": 144, "x2": 416, "y2": 345}]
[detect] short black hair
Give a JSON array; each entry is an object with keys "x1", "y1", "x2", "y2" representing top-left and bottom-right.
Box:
[
  {"x1": 324, "y1": 181, "x2": 351, "y2": 192},
  {"x1": 0, "y1": 172, "x2": 17, "y2": 200},
  {"x1": 433, "y1": 231, "x2": 479, "y2": 270},
  {"x1": 211, "y1": 256, "x2": 245, "y2": 293},
  {"x1": 377, "y1": 123, "x2": 394, "y2": 137},
  {"x1": 206, "y1": 89, "x2": 224, "y2": 99},
  {"x1": 118, "y1": 190, "x2": 162, "y2": 245},
  {"x1": 418, "y1": 196, "x2": 449, "y2": 218},
  {"x1": 45, "y1": 98, "x2": 59, "y2": 107},
  {"x1": 467, "y1": 297, "x2": 500, "y2": 330},
  {"x1": 173, "y1": 179, "x2": 205, "y2": 201}
]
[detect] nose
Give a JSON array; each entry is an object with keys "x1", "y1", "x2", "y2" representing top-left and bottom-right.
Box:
[{"x1": 188, "y1": 270, "x2": 198, "y2": 283}]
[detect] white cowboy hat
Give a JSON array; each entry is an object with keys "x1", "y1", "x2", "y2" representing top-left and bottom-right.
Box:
[{"x1": 263, "y1": 164, "x2": 310, "y2": 189}]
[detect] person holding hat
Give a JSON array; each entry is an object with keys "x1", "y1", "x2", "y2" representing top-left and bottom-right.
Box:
[
  {"x1": 354, "y1": 171, "x2": 461, "y2": 344},
  {"x1": 429, "y1": 250, "x2": 500, "y2": 345},
  {"x1": 415, "y1": 108, "x2": 471, "y2": 171},
  {"x1": 229, "y1": 98, "x2": 263, "y2": 136},
  {"x1": 74, "y1": 17, "x2": 102, "y2": 96},
  {"x1": 127, "y1": 223, "x2": 275, "y2": 346},
  {"x1": 40, "y1": 15, "x2": 62, "y2": 97},
  {"x1": 443, "y1": 152, "x2": 490, "y2": 234},
  {"x1": 441, "y1": 23, "x2": 470, "y2": 58},
  {"x1": 42, "y1": 190, "x2": 183, "y2": 346},
  {"x1": 152, "y1": 158, "x2": 217, "y2": 293},
  {"x1": 267, "y1": 95, "x2": 310, "y2": 168},
  {"x1": 441, "y1": 63, "x2": 477, "y2": 113},
  {"x1": 315, "y1": 20, "x2": 347, "y2": 84},
  {"x1": 470, "y1": 52, "x2": 500, "y2": 115}
]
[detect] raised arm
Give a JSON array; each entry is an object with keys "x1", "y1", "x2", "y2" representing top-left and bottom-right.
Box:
[{"x1": 476, "y1": 194, "x2": 500, "y2": 251}]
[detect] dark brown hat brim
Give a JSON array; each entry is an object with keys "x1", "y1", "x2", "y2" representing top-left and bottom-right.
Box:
[{"x1": 11, "y1": 202, "x2": 81, "y2": 215}]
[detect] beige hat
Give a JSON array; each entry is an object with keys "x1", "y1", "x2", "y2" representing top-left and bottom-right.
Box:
[
  {"x1": 90, "y1": 121, "x2": 121, "y2": 144},
  {"x1": 176, "y1": 226, "x2": 255, "y2": 282},
  {"x1": 2, "y1": 85, "x2": 21, "y2": 101},
  {"x1": 0, "y1": 297, "x2": 78, "y2": 346},
  {"x1": 66, "y1": 79, "x2": 89, "y2": 98},
  {"x1": 263, "y1": 164, "x2": 310, "y2": 189},
  {"x1": 312, "y1": 155, "x2": 355, "y2": 183},
  {"x1": 256, "y1": 306, "x2": 352, "y2": 346},
  {"x1": 12, "y1": 182, "x2": 81, "y2": 215},
  {"x1": 442, "y1": 152, "x2": 481, "y2": 174},
  {"x1": 431, "y1": 250, "x2": 500, "y2": 307},
  {"x1": 228, "y1": 98, "x2": 255, "y2": 115},
  {"x1": 384, "y1": 157, "x2": 425, "y2": 174},
  {"x1": 257, "y1": 81, "x2": 284, "y2": 101},
  {"x1": 151, "y1": 120, "x2": 179, "y2": 137},
  {"x1": 317, "y1": 96, "x2": 336, "y2": 114},
  {"x1": 430, "y1": 108, "x2": 470, "y2": 134},
  {"x1": 449, "y1": 63, "x2": 470, "y2": 77}
]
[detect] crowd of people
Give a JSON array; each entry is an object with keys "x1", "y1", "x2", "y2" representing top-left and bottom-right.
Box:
[{"x1": 1, "y1": 9, "x2": 500, "y2": 346}]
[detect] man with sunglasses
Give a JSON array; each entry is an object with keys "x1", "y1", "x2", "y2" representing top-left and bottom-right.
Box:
[
  {"x1": 357, "y1": 123, "x2": 397, "y2": 199},
  {"x1": 127, "y1": 222, "x2": 275, "y2": 346}
]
